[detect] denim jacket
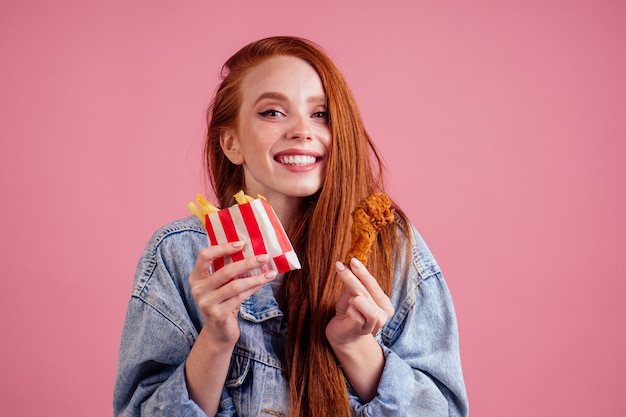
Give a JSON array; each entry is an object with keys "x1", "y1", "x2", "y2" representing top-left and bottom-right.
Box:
[{"x1": 114, "y1": 216, "x2": 469, "y2": 416}]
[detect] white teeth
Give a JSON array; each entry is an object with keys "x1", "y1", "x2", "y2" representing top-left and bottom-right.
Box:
[{"x1": 279, "y1": 155, "x2": 316, "y2": 166}]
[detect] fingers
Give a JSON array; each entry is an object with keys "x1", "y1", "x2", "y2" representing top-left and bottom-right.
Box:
[
  {"x1": 347, "y1": 258, "x2": 394, "y2": 316},
  {"x1": 197, "y1": 273, "x2": 273, "y2": 318},
  {"x1": 190, "y1": 241, "x2": 271, "y2": 285},
  {"x1": 336, "y1": 258, "x2": 394, "y2": 315},
  {"x1": 189, "y1": 241, "x2": 245, "y2": 284},
  {"x1": 189, "y1": 242, "x2": 277, "y2": 317},
  {"x1": 345, "y1": 295, "x2": 386, "y2": 334},
  {"x1": 335, "y1": 258, "x2": 374, "y2": 297},
  {"x1": 334, "y1": 258, "x2": 394, "y2": 332}
]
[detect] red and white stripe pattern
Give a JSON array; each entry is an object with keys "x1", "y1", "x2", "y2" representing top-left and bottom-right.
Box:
[{"x1": 205, "y1": 198, "x2": 301, "y2": 277}]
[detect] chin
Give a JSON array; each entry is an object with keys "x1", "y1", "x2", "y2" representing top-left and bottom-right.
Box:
[{"x1": 287, "y1": 185, "x2": 322, "y2": 198}]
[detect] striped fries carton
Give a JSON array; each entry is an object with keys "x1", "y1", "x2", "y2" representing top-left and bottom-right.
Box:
[{"x1": 204, "y1": 198, "x2": 301, "y2": 277}]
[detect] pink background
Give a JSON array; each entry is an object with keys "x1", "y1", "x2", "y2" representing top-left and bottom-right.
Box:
[{"x1": 1, "y1": 1, "x2": 624, "y2": 415}]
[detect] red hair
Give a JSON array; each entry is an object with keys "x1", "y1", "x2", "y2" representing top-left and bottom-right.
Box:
[{"x1": 204, "y1": 36, "x2": 408, "y2": 417}]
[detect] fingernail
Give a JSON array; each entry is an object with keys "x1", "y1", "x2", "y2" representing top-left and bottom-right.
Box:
[
  {"x1": 232, "y1": 241, "x2": 244, "y2": 248},
  {"x1": 335, "y1": 261, "x2": 346, "y2": 272},
  {"x1": 256, "y1": 254, "x2": 269, "y2": 263},
  {"x1": 350, "y1": 257, "x2": 362, "y2": 269},
  {"x1": 264, "y1": 270, "x2": 277, "y2": 280}
]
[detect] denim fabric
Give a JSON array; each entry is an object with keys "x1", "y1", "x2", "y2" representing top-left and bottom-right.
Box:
[{"x1": 113, "y1": 216, "x2": 469, "y2": 416}]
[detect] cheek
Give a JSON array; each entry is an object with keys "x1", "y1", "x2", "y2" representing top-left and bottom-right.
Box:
[
  {"x1": 312, "y1": 122, "x2": 331, "y2": 143},
  {"x1": 246, "y1": 122, "x2": 278, "y2": 145},
  {"x1": 321, "y1": 130, "x2": 332, "y2": 149}
]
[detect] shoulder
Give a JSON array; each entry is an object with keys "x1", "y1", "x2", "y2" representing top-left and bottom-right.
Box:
[
  {"x1": 140, "y1": 216, "x2": 208, "y2": 264},
  {"x1": 407, "y1": 222, "x2": 442, "y2": 283},
  {"x1": 145, "y1": 215, "x2": 207, "y2": 249},
  {"x1": 392, "y1": 219, "x2": 441, "y2": 285},
  {"x1": 386, "y1": 219, "x2": 445, "y2": 324},
  {"x1": 383, "y1": 220, "x2": 452, "y2": 345},
  {"x1": 132, "y1": 216, "x2": 207, "y2": 295},
  {"x1": 121, "y1": 216, "x2": 207, "y2": 346}
]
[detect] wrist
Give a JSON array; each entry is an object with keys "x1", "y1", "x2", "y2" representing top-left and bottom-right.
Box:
[
  {"x1": 197, "y1": 325, "x2": 238, "y2": 354},
  {"x1": 329, "y1": 333, "x2": 378, "y2": 362},
  {"x1": 329, "y1": 335, "x2": 385, "y2": 403}
]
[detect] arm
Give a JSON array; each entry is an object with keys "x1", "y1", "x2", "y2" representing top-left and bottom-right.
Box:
[
  {"x1": 325, "y1": 258, "x2": 394, "y2": 402},
  {"x1": 185, "y1": 243, "x2": 277, "y2": 416},
  {"x1": 113, "y1": 296, "x2": 208, "y2": 417},
  {"x1": 113, "y1": 223, "x2": 276, "y2": 417},
  {"x1": 327, "y1": 227, "x2": 469, "y2": 416},
  {"x1": 352, "y1": 273, "x2": 469, "y2": 417}
]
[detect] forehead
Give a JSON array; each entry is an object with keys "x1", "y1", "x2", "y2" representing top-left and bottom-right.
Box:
[{"x1": 240, "y1": 55, "x2": 325, "y2": 103}]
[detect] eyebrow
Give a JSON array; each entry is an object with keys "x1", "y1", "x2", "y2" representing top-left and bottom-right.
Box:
[{"x1": 254, "y1": 92, "x2": 327, "y2": 106}]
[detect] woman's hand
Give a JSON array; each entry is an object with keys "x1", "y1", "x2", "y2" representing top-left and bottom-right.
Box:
[
  {"x1": 188, "y1": 241, "x2": 277, "y2": 347},
  {"x1": 187, "y1": 242, "x2": 275, "y2": 415},
  {"x1": 325, "y1": 257, "x2": 395, "y2": 402},
  {"x1": 326, "y1": 257, "x2": 394, "y2": 346}
]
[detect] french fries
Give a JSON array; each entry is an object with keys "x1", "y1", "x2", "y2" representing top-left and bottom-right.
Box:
[
  {"x1": 233, "y1": 190, "x2": 266, "y2": 204},
  {"x1": 187, "y1": 190, "x2": 266, "y2": 228},
  {"x1": 234, "y1": 190, "x2": 254, "y2": 205},
  {"x1": 187, "y1": 194, "x2": 219, "y2": 228}
]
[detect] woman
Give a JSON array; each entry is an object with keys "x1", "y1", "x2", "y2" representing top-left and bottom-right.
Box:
[{"x1": 114, "y1": 36, "x2": 468, "y2": 417}]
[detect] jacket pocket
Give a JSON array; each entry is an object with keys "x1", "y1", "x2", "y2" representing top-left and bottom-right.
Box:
[{"x1": 225, "y1": 350, "x2": 251, "y2": 387}]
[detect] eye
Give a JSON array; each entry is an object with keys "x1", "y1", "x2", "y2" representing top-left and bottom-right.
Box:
[
  {"x1": 258, "y1": 109, "x2": 285, "y2": 118},
  {"x1": 312, "y1": 111, "x2": 328, "y2": 120}
]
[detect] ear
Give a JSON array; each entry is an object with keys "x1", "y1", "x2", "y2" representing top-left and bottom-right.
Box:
[{"x1": 220, "y1": 128, "x2": 244, "y2": 165}]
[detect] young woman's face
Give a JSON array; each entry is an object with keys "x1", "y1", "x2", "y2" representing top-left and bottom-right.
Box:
[{"x1": 222, "y1": 55, "x2": 331, "y2": 205}]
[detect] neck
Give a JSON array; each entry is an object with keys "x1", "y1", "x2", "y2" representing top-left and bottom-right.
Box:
[{"x1": 267, "y1": 196, "x2": 303, "y2": 231}]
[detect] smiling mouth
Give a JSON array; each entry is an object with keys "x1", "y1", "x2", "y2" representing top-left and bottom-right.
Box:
[{"x1": 277, "y1": 155, "x2": 318, "y2": 166}]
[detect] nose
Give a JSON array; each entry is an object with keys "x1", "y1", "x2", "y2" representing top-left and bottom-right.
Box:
[{"x1": 289, "y1": 115, "x2": 312, "y2": 141}]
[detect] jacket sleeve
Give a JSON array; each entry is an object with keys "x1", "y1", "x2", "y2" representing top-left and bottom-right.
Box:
[
  {"x1": 349, "y1": 227, "x2": 469, "y2": 417},
  {"x1": 113, "y1": 297, "x2": 203, "y2": 416},
  {"x1": 113, "y1": 224, "x2": 237, "y2": 417}
]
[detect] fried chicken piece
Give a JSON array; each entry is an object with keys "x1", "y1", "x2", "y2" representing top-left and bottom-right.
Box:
[{"x1": 344, "y1": 192, "x2": 395, "y2": 266}]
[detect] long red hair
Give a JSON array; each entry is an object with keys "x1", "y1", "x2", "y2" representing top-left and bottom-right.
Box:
[{"x1": 204, "y1": 36, "x2": 408, "y2": 417}]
